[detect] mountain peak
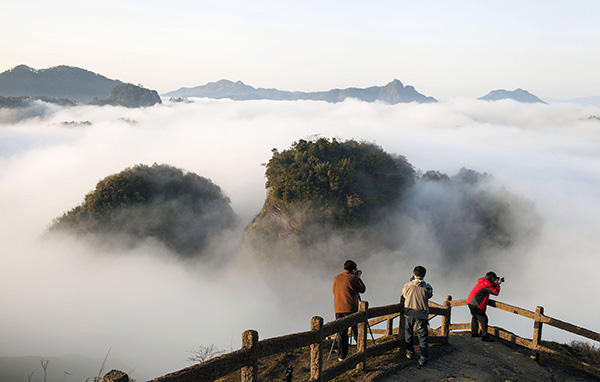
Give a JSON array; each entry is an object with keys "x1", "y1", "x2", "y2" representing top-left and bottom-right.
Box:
[
  {"x1": 9, "y1": 64, "x2": 36, "y2": 74},
  {"x1": 479, "y1": 88, "x2": 546, "y2": 104},
  {"x1": 163, "y1": 79, "x2": 436, "y2": 104},
  {"x1": 0, "y1": 64, "x2": 122, "y2": 102},
  {"x1": 388, "y1": 79, "x2": 404, "y2": 87}
]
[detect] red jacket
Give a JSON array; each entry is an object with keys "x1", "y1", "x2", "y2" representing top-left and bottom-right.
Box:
[{"x1": 467, "y1": 277, "x2": 500, "y2": 312}]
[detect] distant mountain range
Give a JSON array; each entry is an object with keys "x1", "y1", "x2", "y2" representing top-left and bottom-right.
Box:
[
  {"x1": 554, "y1": 95, "x2": 600, "y2": 108},
  {"x1": 479, "y1": 88, "x2": 546, "y2": 104},
  {"x1": 163, "y1": 79, "x2": 437, "y2": 104},
  {"x1": 0, "y1": 65, "x2": 162, "y2": 108},
  {"x1": 0, "y1": 65, "x2": 121, "y2": 103},
  {"x1": 4, "y1": 64, "x2": 597, "y2": 107}
]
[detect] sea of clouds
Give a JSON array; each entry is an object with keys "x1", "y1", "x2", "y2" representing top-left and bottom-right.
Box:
[{"x1": 1, "y1": 98, "x2": 599, "y2": 380}]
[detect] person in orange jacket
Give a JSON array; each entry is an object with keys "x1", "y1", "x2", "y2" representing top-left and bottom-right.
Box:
[
  {"x1": 467, "y1": 271, "x2": 502, "y2": 341},
  {"x1": 332, "y1": 260, "x2": 366, "y2": 360}
]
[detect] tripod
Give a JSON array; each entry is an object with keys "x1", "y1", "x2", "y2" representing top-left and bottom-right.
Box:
[
  {"x1": 358, "y1": 295, "x2": 377, "y2": 343},
  {"x1": 326, "y1": 310, "x2": 377, "y2": 361}
]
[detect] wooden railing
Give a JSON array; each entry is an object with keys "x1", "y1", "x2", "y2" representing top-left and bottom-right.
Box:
[
  {"x1": 448, "y1": 299, "x2": 600, "y2": 377},
  {"x1": 150, "y1": 296, "x2": 600, "y2": 381},
  {"x1": 151, "y1": 297, "x2": 452, "y2": 382}
]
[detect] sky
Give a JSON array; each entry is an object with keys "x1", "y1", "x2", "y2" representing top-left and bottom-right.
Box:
[{"x1": 1, "y1": 1, "x2": 600, "y2": 99}]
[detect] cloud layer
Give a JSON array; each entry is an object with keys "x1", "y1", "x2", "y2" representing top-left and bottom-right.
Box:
[{"x1": 1, "y1": 98, "x2": 599, "y2": 380}]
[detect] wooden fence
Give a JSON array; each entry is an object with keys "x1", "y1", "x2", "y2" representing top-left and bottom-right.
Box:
[
  {"x1": 151, "y1": 296, "x2": 600, "y2": 381},
  {"x1": 151, "y1": 297, "x2": 451, "y2": 382},
  {"x1": 448, "y1": 298, "x2": 600, "y2": 377}
]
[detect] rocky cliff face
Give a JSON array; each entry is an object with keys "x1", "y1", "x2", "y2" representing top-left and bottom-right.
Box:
[
  {"x1": 243, "y1": 138, "x2": 416, "y2": 261},
  {"x1": 91, "y1": 83, "x2": 162, "y2": 107},
  {"x1": 244, "y1": 138, "x2": 540, "y2": 267}
]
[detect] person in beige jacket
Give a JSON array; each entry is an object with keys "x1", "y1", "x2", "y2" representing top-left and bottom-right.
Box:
[{"x1": 402, "y1": 265, "x2": 433, "y2": 367}]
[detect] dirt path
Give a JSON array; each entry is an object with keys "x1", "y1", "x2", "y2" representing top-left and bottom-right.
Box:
[{"x1": 376, "y1": 334, "x2": 596, "y2": 382}]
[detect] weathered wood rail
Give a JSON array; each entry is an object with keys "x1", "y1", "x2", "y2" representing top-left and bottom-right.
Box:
[
  {"x1": 449, "y1": 299, "x2": 600, "y2": 378},
  {"x1": 150, "y1": 295, "x2": 599, "y2": 381},
  {"x1": 151, "y1": 297, "x2": 452, "y2": 382}
]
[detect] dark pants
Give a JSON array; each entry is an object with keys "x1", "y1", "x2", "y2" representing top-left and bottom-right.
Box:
[
  {"x1": 335, "y1": 312, "x2": 357, "y2": 359},
  {"x1": 404, "y1": 315, "x2": 429, "y2": 362},
  {"x1": 469, "y1": 305, "x2": 489, "y2": 337}
]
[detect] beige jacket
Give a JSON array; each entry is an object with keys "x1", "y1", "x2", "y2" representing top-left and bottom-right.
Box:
[{"x1": 402, "y1": 278, "x2": 433, "y2": 319}]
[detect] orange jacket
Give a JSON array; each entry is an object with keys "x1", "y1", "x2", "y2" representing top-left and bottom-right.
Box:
[{"x1": 333, "y1": 270, "x2": 366, "y2": 313}]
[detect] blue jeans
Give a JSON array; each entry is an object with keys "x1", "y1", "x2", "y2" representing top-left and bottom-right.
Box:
[{"x1": 405, "y1": 315, "x2": 428, "y2": 362}]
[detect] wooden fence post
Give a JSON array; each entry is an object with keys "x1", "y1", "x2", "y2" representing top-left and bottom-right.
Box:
[
  {"x1": 441, "y1": 295, "x2": 452, "y2": 342},
  {"x1": 356, "y1": 301, "x2": 368, "y2": 371},
  {"x1": 399, "y1": 296, "x2": 405, "y2": 352},
  {"x1": 241, "y1": 330, "x2": 258, "y2": 382},
  {"x1": 386, "y1": 316, "x2": 394, "y2": 336},
  {"x1": 310, "y1": 316, "x2": 323, "y2": 381},
  {"x1": 531, "y1": 306, "x2": 544, "y2": 360}
]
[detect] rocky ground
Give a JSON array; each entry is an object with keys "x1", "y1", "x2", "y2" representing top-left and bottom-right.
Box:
[
  {"x1": 219, "y1": 332, "x2": 598, "y2": 381},
  {"x1": 376, "y1": 333, "x2": 596, "y2": 382}
]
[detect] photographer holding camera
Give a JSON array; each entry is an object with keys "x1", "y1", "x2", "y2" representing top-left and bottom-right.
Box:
[
  {"x1": 402, "y1": 265, "x2": 434, "y2": 367},
  {"x1": 467, "y1": 271, "x2": 503, "y2": 342},
  {"x1": 332, "y1": 260, "x2": 366, "y2": 361}
]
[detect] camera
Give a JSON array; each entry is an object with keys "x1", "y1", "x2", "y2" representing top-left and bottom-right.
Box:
[
  {"x1": 497, "y1": 276, "x2": 505, "y2": 284},
  {"x1": 354, "y1": 269, "x2": 362, "y2": 277}
]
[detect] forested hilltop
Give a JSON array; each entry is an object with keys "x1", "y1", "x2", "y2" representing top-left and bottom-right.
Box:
[
  {"x1": 0, "y1": 65, "x2": 121, "y2": 103},
  {"x1": 49, "y1": 164, "x2": 237, "y2": 256},
  {"x1": 90, "y1": 83, "x2": 162, "y2": 108},
  {"x1": 244, "y1": 137, "x2": 540, "y2": 265}
]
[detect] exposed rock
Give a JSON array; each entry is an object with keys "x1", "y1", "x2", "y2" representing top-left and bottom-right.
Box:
[
  {"x1": 61, "y1": 120, "x2": 92, "y2": 127},
  {"x1": 244, "y1": 138, "x2": 540, "y2": 266},
  {"x1": 244, "y1": 137, "x2": 416, "y2": 260},
  {"x1": 91, "y1": 83, "x2": 162, "y2": 108},
  {"x1": 102, "y1": 369, "x2": 128, "y2": 382}
]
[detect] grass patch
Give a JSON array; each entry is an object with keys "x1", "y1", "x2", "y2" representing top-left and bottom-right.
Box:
[{"x1": 542, "y1": 340, "x2": 600, "y2": 367}]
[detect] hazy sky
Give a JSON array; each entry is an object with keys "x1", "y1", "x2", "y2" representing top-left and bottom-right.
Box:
[{"x1": 1, "y1": 1, "x2": 599, "y2": 99}]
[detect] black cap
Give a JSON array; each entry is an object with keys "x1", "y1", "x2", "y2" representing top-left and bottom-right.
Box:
[{"x1": 344, "y1": 260, "x2": 357, "y2": 271}]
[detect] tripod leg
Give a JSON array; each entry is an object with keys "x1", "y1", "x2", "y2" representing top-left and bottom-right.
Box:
[
  {"x1": 327, "y1": 334, "x2": 338, "y2": 360},
  {"x1": 367, "y1": 323, "x2": 376, "y2": 343}
]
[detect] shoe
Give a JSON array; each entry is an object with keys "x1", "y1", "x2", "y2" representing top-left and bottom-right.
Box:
[
  {"x1": 338, "y1": 357, "x2": 345, "y2": 362},
  {"x1": 418, "y1": 358, "x2": 426, "y2": 368},
  {"x1": 481, "y1": 336, "x2": 494, "y2": 342},
  {"x1": 471, "y1": 333, "x2": 480, "y2": 338},
  {"x1": 406, "y1": 352, "x2": 413, "y2": 360}
]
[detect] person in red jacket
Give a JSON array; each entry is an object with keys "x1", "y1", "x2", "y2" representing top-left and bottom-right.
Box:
[{"x1": 467, "y1": 271, "x2": 502, "y2": 342}]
